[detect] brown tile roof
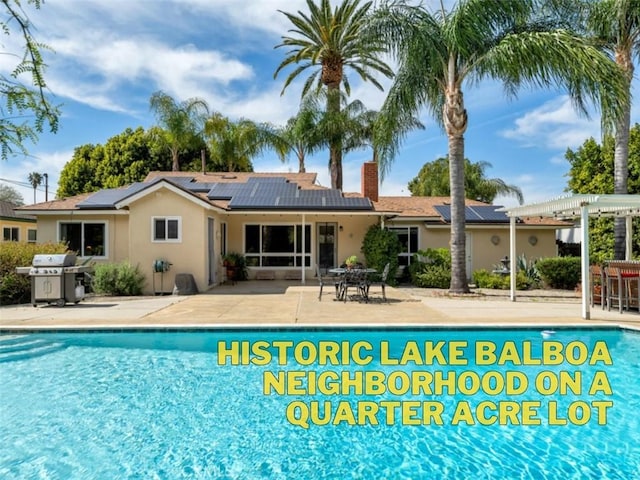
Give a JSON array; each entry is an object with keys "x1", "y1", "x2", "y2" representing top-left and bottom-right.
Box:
[
  {"x1": 0, "y1": 200, "x2": 36, "y2": 220},
  {"x1": 373, "y1": 196, "x2": 488, "y2": 216},
  {"x1": 16, "y1": 192, "x2": 96, "y2": 211}
]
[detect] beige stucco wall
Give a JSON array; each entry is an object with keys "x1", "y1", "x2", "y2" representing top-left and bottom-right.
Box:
[
  {"x1": 388, "y1": 221, "x2": 558, "y2": 276},
  {"x1": 127, "y1": 187, "x2": 222, "y2": 294},
  {"x1": 33, "y1": 213, "x2": 129, "y2": 263},
  {"x1": 1, "y1": 218, "x2": 36, "y2": 242}
]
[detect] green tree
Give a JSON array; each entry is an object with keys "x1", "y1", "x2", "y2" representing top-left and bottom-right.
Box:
[
  {"x1": 274, "y1": 0, "x2": 393, "y2": 190},
  {"x1": 585, "y1": 0, "x2": 640, "y2": 259},
  {"x1": 408, "y1": 157, "x2": 524, "y2": 204},
  {"x1": 204, "y1": 112, "x2": 285, "y2": 172},
  {"x1": 57, "y1": 144, "x2": 101, "y2": 197},
  {"x1": 565, "y1": 123, "x2": 640, "y2": 261},
  {"x1": 27, "y1": 171, "x2": 41, "y2": 203},
  {"x1": 277, "y1": 97, "x2": 324, "y2": 173},
  {"x1": 0, "y1": 183, "x2": 24, "y2": 205},
  {"x1": 149, "y1": 91, "x2": 209, "y2": 171},
  {"x1": 366, "y1": 0, "x2": 627, "y2": 293},
  {"x1": 0, "y1": 0, "x2": 60, "y2": 159}
]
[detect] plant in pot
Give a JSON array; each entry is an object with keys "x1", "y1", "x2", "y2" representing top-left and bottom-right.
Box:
[
  {"x1": 345, "y1": 255, "x2": 359, "y2": 269},
  {"x1": 222, "y1": 252, "x2": 248, "y2": 281}
]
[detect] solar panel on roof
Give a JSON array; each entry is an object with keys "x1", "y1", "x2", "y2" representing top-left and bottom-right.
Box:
[
  {"x1": 433, "y1": 204, "x2": 509, "y2": 223},
  {"x1": 77, "y1": 182, "x2": 149, "y2": 208}
]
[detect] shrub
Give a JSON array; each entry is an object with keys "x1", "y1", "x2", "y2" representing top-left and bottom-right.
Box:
[
  {"x1": 517, "y1": 254, "x2": 541, "y2": 288},
  {"x1": 472, "y1": 269, "x2": 529, "y2": 290},
  {"x1": 536, "y1": 257, "x2": 581, "y2": 290},
  {"x1": 222, "y1": 252, "x2": 248, "y2": 280},
  {"x1": 0, "y1": 241, "x2": 68, "y2": 305},
  {"x1": 92, "y1": 261, "x2": 145, "y2": 296},
  {"x1": 409, "y1": 248, "x2": 452, "y2": 288},
  {"x1": 361, "y1": 224, "x2": 401, "y2": 286}
]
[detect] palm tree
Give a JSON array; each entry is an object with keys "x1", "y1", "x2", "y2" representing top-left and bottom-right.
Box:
[
  {"x1": 27, "y1": 171, "x2": 42, "y2": 204},
  {"x1": 277, "y1": 97, "x2": 324, "y2": 173},
  {"x1": 274, "y1": 0, "x2": 393, "y2": 190},
  {"x1": 367, "y1": 0, "x2": 628, "y2": 293},
  {"x1": 149, "y1": 91, "x2": 209, "y2": 171},
  {"x1": 408, "y1": 157, "x2": 524, "y2": 204},
  {"x1": 585, "y1": 0, "x2": 640, "y2": 259},
  {"x1": 204, "y1": 113, "x2": 287, "y2": 172}
]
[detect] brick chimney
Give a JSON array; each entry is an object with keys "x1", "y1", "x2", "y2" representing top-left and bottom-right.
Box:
[{"x1": 361, "y1": 161, "x2": 378, "y2": 202}]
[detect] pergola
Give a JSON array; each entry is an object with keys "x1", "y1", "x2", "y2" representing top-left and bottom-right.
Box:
[{"x1": 500, "y1": 194, "x2": 640, "y2": 319}]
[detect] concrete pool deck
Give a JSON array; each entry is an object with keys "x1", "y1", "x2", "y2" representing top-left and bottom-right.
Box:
[{"x1": 1, "y1": 281, "x2": 639, "y2": 331}]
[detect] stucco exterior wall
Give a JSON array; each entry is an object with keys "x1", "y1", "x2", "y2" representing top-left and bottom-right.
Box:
[
  {"x1": 127, "y1": 187, "x2": 219, "y2": 294},
  {"x1": 32, "y1": 213, "x2": 129, "y2": 263},
  {"x1": 1, "y1": 218, "x2": 36, "y2": 242}
]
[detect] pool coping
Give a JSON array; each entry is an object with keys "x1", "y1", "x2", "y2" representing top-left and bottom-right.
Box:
[{"x1": 2, "y1": 322, "x2": 639, "y2": 334}]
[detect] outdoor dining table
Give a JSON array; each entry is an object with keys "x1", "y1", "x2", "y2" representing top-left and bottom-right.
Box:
[{"x1": 328, "y1": 267, "x2": 378, "y2": 302}]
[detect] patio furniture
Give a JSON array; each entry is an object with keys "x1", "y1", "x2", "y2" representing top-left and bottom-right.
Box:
[
  {"x1": 605, "y1": 260, "x2": 640, "y2": 313},
  {"x1": 366, "y1": 263, "x2": 390, "y2": 302},
  {"x1": 604, "y1": 265, "x2": 625, "y2": 313},
  {"x1": 316, "y1": 265, "x2": 340, "y2": 301},
  {"x1": 341, "y1": 268, "x2": 369, "y2": 303},
  {"x1": 589, "y1": 265, "x2": 606, "y2": 309}
]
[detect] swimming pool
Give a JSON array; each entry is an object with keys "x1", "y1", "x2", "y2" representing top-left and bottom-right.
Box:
[{"x1": 1, "y1": 328, "x2": 638, "y2": 479}]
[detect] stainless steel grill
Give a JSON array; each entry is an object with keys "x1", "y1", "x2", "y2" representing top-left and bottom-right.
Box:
[{"x1": 16, "y1": 254, "x2": 93, "y2": 307}]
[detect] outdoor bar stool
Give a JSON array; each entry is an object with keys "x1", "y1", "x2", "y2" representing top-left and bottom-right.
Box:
[
  {"x1": 589, "y1": 265, "x2": 606, "y2": 309},
  {"x1": 604, "y1": 266, "x2": 626, "y2": 313},
  {"x1": 620, "y1": 263, "x2": 640, "y2": 312}
]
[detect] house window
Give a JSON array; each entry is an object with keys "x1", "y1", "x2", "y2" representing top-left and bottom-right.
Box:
[
  {"x1": 388, "y1": 226, "x2": 419, "y2": 266},
  {"x1": 3, "y1": 227, "x2": 19, "y2": 241},
  {"x1": 59, "y1": 222, "x2": 106, "y2": 257},
  {"x1": 27, "y1": 229, "x2": 37, "y2": 243},
  {"x1": 152, "y1": 217, "x2": 181, "y2": 242},
  {"x1": 244, "y1": 224, "x2": 311, "y2": 267},
  {"x1": 221, "y1": 222, "x2": 227, "y2": 256}
]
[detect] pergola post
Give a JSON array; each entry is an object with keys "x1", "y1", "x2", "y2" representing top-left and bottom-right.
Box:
[
  {"x1": 510, "y1": 216, "x2": 516, "y2": 302},
  {"x1": 580, "y1": 205, "x2": 590, "y2": 320},
  {"x1": 302, "y1": 213, "x2": 306, "y2": 285},
  {"x1": 626, "y1": 216, "x2": 633, "y2": 260}
]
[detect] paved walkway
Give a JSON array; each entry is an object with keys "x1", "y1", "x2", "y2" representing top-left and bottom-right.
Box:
[{"x1": 1, "y1": 281, "x2": 639, "y2": 330}]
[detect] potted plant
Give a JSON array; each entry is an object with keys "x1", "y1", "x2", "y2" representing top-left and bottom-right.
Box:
[
  {"x1": 345, "y1": 255, "x2": 359, "y2": 269},
  {"x1": 223, "y1": 252, "x2": 248, "y2": 281}
]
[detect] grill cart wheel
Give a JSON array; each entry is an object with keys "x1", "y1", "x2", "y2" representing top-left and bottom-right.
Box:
[{"x1": 55, "y1": 299, "x2": 66, "y2": 307}]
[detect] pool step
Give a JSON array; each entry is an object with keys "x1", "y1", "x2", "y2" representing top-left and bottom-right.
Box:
[{"x1": 0, "y1": 335, "x2": 65, "y2": 363}]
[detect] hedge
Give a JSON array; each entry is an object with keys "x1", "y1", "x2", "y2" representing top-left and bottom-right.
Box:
[{"x1": 536, "y1": 257, "x2": 581, "y2": 290}]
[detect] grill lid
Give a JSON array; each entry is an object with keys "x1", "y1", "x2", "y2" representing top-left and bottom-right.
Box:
[{"x1": 32, "y1": 254, "x2": 77, "y2": 267}]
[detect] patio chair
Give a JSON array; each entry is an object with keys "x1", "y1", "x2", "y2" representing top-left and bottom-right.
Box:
[
  {"x1": 316, "y1": 265, "x2": 340, "y2": 301},
  {"x1": 367, "y1": 263, "x2": 390, "y2": 302},
  {"x1": 342, "y1": 268, "x2": 368, "y2": 303},
  {"x1": 604, "y1": 266, "x2": 626, "y2": 313},
  {"x1": 589, "y1": 265, "x2": 606, "y2": 309}
]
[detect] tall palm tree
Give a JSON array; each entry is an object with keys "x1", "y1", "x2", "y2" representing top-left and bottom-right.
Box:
[
  {"x1": 585, "y1": 0, "x2": 640, "y2": 259},
  {"x1": 204, "y1": 113, "x2": 287, "y2": 172},
  {"x1": 149, "y1": 91, "x2": 209, "y2": 171},
  {"x1": 274, "y1": 0, "x2": 393, "y2": 190},
  {"x1": 367, "y1": 0, "x2": 628, "y2": 293},
  {"x1": 27, "y1": 171, "x2": 42, "y2": 204}
]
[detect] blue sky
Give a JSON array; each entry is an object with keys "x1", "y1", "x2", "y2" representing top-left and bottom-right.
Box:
[{"x1": 2, "y1": 0, "x2": 638, "y2": 206}]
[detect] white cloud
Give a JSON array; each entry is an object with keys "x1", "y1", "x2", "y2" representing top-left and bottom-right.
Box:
[{"x1": 500, "y1": 96, "x2": 600, "y2": 150}]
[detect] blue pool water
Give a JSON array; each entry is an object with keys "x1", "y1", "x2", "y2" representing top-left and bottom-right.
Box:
[{"x1": 0, "y1": 328, "x2": 638, "y2": 479}]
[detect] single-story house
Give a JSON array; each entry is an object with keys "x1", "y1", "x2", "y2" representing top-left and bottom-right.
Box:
[
  {"x1": 17, "y1": 162, "x2": 567, "y2": 294},
  {"x1": 1, "y1": 200, "x2": 37, "y2": 243}
]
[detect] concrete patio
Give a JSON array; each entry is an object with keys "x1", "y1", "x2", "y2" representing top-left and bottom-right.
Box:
[{"x1": 1, "y1": 281, "x2": 639, "y2": 331}]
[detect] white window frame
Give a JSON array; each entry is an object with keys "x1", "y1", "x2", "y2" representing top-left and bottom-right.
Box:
[
  {"x1": 243, "y1": 222, "x2": 312, "y2": 268},
  {"x1": 58, "y1": 220, "x2": 108, "y2": 258},
  {"x1": 151, "y1": 216, "x2": 182, "y2": 243},
  {"x1": 27, "y1": 228, "x2": 37, "y2": 243},
  {"x1": 3, "y1": 227, "x2": 19, "y2": 241}
]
